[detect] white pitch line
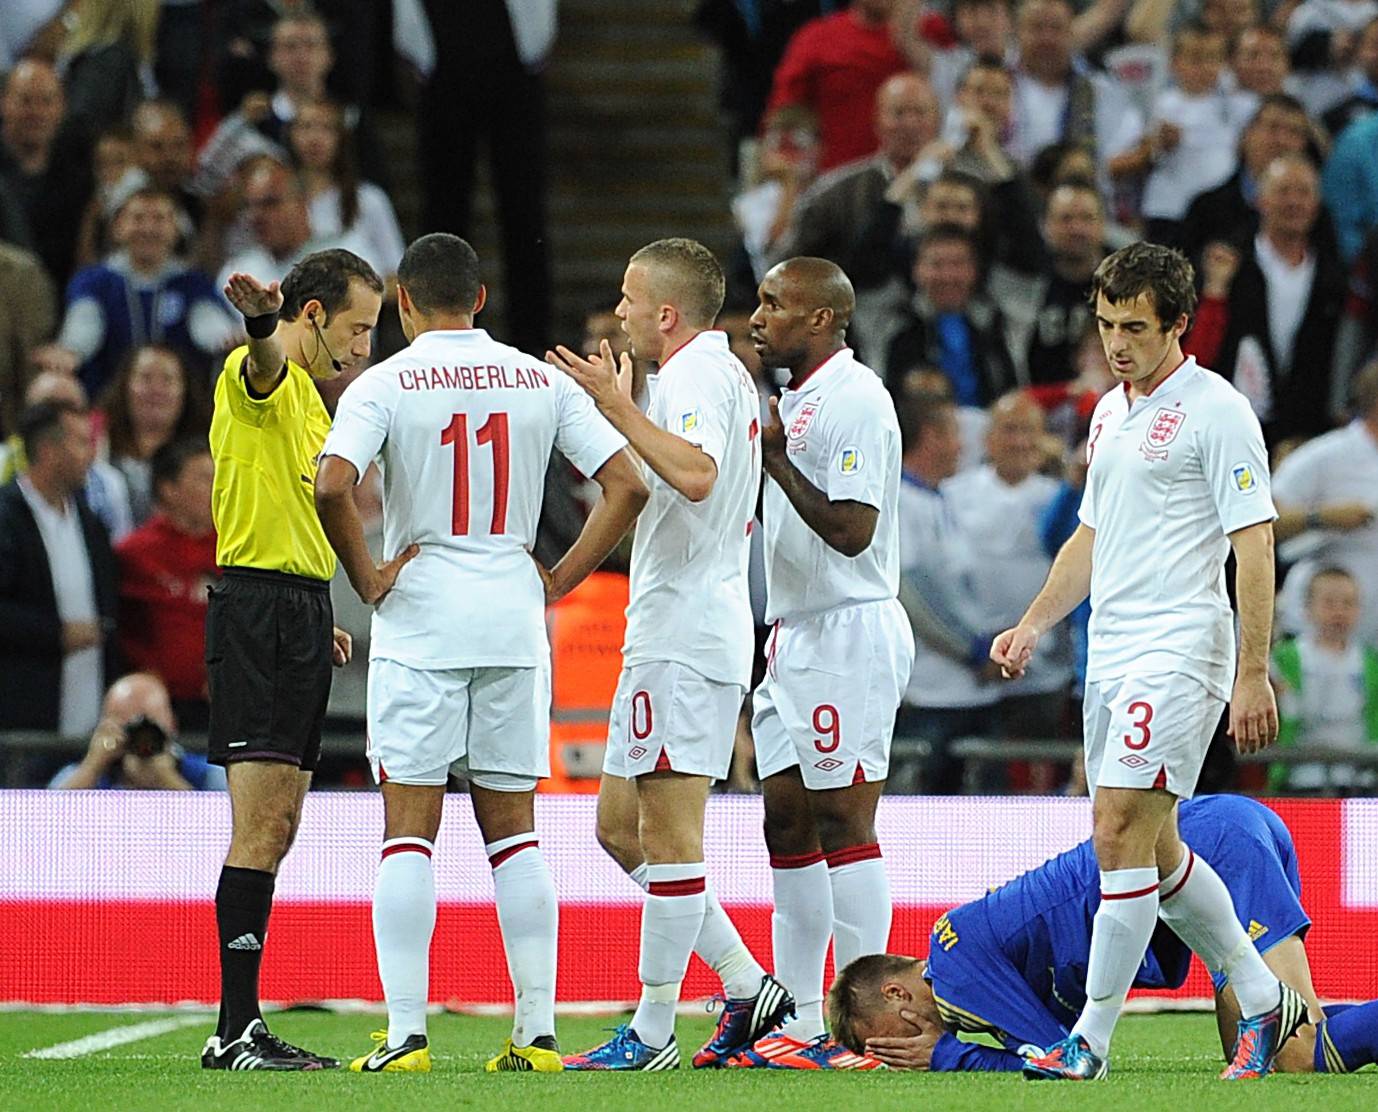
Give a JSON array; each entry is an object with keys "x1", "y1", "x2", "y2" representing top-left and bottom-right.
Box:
[{"x1": 23, "y1": 1015, "x2": 206, "y2": 1060}]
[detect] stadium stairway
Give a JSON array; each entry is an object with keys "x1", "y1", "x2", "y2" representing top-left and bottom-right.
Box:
[{"x1": 375, "y1": 0, "x2": 737, "y2": 344}]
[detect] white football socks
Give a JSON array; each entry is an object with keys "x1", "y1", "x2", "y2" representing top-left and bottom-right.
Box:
[
  {"x1": 1157, "y1": 847, "x2": 1280, "y2": 1019},
  {"x1": 1072, "y1": 866, "x2": 1160, "y2": 1057},
  {"x1": 374, "y1": 838, "x2": 436, "y2": 1047},
  {"x1": 827, "y1": 844, "x2": 891, "y2": 971},
  {"x1": 486, "y1": 834, "x2": 559, "y2": 1047},
  {"x1": 631, "y1": 863, "x2": 707, "y2": 1048},
  {"x1": 770, "y1": 853, "x2": 833, "y2": 1041}
]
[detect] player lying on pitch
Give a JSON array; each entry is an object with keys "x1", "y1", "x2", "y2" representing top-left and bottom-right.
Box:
[{"x1": 827, "y1": 795, "x2": 1378, "y2": 1076}]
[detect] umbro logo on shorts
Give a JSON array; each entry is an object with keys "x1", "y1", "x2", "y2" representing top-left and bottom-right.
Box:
[{"x1": 1119, "y1": 754, "x2": 1150, "y2": 769}]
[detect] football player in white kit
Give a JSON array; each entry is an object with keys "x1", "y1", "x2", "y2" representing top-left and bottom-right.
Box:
[
  {"x1": 313, "y1": 234, "x2": 648, "y2": 1073},
  {"x1": 727, "y1": 257, "x2": 915, "y2": 1070},
  {"x1": 548, "y1": 239, "x2": 791, "y2": 1071},
  {"x1": 991, "y1": 243, "x2": 1307, "y2": 1082}
]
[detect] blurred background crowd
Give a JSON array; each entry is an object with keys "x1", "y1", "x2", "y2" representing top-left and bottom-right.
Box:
[{"x1": 2, "y1": 0, "x2": 1376, "y2": 799}]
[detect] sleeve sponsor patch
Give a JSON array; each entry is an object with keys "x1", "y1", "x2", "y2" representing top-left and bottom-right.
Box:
[
  {"x1": 679, "y1": 408, "x2": 702, "y2": 435},
  {"x1": 1231, "y1": 462, "x2": 1258, "y2": 493},
  {"x1": 836, "y1": 446, "x2": 864, "y2": 474}
]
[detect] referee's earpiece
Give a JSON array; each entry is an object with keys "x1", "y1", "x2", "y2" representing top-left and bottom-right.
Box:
[{"x1": 308, "y1": 309, "x2": 342, "y2": 373}]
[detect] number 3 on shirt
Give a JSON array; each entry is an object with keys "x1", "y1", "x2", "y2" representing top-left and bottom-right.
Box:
[
  {"x1": 441, "y1": 412, "x2": 510, "y2": 535},
  {"x1": 1123, "y1": 700, "x2": 1153, "y2": 750}
]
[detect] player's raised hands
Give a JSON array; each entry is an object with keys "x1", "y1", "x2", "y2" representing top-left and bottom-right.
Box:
[
  {"x1": 990, "y1": 624, "x2": 1038, "y2": 679},
  {"x1": 864, "y1": 1007, "x2": 942, "y2": 1070},
  {"x1": 224, "y1": 273, "x2": 283, "y2": 318},
  {"x1": 1228, "y1": 670, "x2": 1279, "y2": 754},
  {"x1": 547, "y1": 340, "x2": 631, "y2": 410}
]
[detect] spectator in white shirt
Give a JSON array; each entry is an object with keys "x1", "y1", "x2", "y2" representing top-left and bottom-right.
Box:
[
  {"x1": 894, "y1": 393, "x2": 1000, "y2": 793},
  {"x1": 287, "y1": 99, "x2": 405, "y2": 291},
  {"x1": 947, "y1": 392, "x2": 1071, "y2": 764},
  {"x1": 1113, "y1": 23, "x2": 1253, "y2": 246},
  {"x1": 1272, "y1": 361, "x2": 1378, "y2": 643}
]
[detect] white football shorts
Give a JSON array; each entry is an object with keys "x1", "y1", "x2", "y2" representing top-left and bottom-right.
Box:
[
  {"x1": 752, "y1": 598, "x2": 914, "y2": 790},
  {"x1": 366, "y1": 657, "x2": 551, "y2": 791},
  {"x1": 1082, "y1": 671, "x2": 1224, "y2": 799},
  {"x1": 602, "y1": 659, "x2": 745, "y2": 781}
]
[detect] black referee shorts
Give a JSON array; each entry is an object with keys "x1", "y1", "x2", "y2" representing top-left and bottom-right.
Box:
[{"x1": 206, "y1": 568, "x2": 334, "y2": 772}]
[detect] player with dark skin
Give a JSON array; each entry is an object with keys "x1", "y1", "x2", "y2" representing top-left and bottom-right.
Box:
[{"x1": 748, "y1": 257, "x2": 886, "y2": 881}]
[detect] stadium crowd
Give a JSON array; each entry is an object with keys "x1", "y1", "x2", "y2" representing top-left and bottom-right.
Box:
[{"x1": 1, "y1": 0, "x2": 1377, "y2": 796}]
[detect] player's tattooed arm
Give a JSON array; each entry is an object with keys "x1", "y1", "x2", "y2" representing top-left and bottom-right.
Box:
[{"x1": 760, "y1": 395, "x2": 877, "y2": 556}]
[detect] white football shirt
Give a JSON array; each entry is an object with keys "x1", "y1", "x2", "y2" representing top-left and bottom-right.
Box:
[
  {"x1": 323, "y1": 328, "x2": 626, "y2": 669},
  {"x1": 1078, "y1": 357, "x2": 1276, "y2": 700},
  {"x1": 763, "y1": 348, "x2": 903, "y2": 623},
  {"x1": 622, "y1": 330, "x2": 761, "y2": 687}
]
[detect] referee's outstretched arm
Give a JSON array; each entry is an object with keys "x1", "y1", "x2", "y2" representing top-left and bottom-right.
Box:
[{"x1": 224, "y1": 272, "x2": 289, "y2": 395}]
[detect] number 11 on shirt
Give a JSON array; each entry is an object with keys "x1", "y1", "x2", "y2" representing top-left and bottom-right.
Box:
[{"x1": 441, "y1": 412, "x2": 510, "y2": 536}]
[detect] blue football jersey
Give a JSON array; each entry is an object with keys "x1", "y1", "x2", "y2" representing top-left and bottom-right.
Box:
[{"x1": 924, "y1": 795, "x2": 1309, "y2": 1056}]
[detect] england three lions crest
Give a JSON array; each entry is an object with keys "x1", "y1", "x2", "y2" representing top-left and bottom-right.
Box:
[
  {"x1": 787, "y1": 401, "x2": 819, "y2": 441},
  {"x1": 1140, "y1": 406, "x2": 1185, "y2": 461}
]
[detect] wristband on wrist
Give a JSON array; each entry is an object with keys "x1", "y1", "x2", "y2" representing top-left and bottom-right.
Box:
[{"x1": 244, "y1": 310, "x2": 279, "y2": 339}]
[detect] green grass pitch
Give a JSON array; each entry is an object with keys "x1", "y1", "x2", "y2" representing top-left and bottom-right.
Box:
[{"x1": 2, "y1": 1008, "x2": 1374, "y2": 1111}]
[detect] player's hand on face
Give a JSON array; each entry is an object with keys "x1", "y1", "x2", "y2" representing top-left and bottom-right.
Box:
[
  {"x1": 364, "y1": 543, "x2": 420, "y2": 607},
  {"x1": 1228, "y1": 671, "x2": 1279, "y2": 754},
  {"x1": 331, "y1": 626, "x2": 353, "y2": 667},
  {"x1": 547, "y1": 344, "x2": 621, "y2": 409},
  {"x1": 223, "y1": 273, "x2": 283, "y2": 318},
  {"x1": 865, "y1": 1007, "x2": 941, "y2": 1070},
  {"x1": 990, "y1": 625, "x2": 1037, "y2": 678}
]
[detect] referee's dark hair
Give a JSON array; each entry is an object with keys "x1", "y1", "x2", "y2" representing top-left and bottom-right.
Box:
[
  {"x1": 151, "y1": 436, "x2": 211, "y2": 496},
  {"x1": 280, "y1": 248, "x2": 383, "y2": 322},
  {"x1": 827, "y1": 953, "x2": 924, "y2": 1056},
  {"x1": 19, "y1": 399, "x2": 83, "y2": 462},
  {"x1": 1090, "y1": 242, "x2": 1198, "y2": 331},
  {"x1": 397, "y1": 233, "x2": 482, "y2": 315}
]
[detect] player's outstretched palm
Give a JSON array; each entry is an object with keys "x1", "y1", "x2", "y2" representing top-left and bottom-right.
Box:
[
  {"x1": 224, "y1": 273, "x2": 283, "y2": 318},
  {"x1": 990, "y1": 624, "x2": 1038, "y2": 679},
  {"x1": 547, "y1": 341, "x2": 624, "y2": 409}
]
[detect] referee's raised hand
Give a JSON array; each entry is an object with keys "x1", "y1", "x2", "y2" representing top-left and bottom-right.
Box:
[{"x1": 224, "y1": 273, "x2": 283, "y2": 317}]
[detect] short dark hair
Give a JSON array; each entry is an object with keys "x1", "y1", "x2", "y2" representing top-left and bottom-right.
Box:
[
  {"x1": 960, "y1": 53, "x2": 1012, "y2": 86},
  {"x1": 917, "y1": 221, "x2": 980, "y2": 260},
  {"x1": 1307, "y1": 565, "x2": 1357, "y2": 601},
  {"x1": 827, "y1": 954, "x2": 923, "y2": 1056},
  {"x1": 1173, "y1": 20, "x2": 1223, "y2": 53},
  {"x1": 279, "y1": 248, "x2": 383, "y2": 322},
  {"x1": 1089, "y1": 242, "x2": 1197, "y2": 329},
  {"x1": 19, "y1": 400, "x2": 83, "y2": 462},
  {"x1": 151, "y1": 436, "x2": 210, "y2": 495},
  {"x1": 897, "y1": 391, "x2": 957, "y2": 454},
  {"x1": 397, "y1": 233, "x2": 481, "y2": 315},
  {"x1": 630, "y1": 238, "x2": 726, "y2": 328},
  {"x1": 1251, "y1": 91, "x2": 1308, "y2": 125}
]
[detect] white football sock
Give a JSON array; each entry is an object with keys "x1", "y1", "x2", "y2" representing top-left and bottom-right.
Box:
[
  {"x1": 1072, "y1": 866, "x2": 1160, "y2": 1057},
  {"x1": 1157, "y1": 847, "x2": 1280, "y2": 1018},
  {"x1": 770, "y1": 853, "x2": 833, "y2": 1041},
  {"x1": 827, "y1": 844, "x2": 892, "y2": 971},
  {"x1": 630, "y1": 863, "x2": 706, "y2": 1048},
  {"x1": 374, "y1": 838, "x2": 436, "y2": 1046},
  {"x1": 695, "y1": 882, "x2": 765, "y2": 999},
  {"x1": 486, "y1": 834, "x2": 558, "y2": 1046}
]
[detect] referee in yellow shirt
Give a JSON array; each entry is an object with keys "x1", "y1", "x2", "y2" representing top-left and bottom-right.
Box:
[{"x1": 203, "y1": 249, "x2": 415, "y2": 1071}]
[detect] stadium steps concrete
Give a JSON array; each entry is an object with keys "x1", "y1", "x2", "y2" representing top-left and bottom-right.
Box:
[{"x1": 372, "y1": 0, "x2": 737, "y2": 343}]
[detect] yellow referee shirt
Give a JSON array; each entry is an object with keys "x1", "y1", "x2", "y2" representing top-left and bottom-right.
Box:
[{"x1": 210, "y1": 345, "x2": 336, "y2": 581}]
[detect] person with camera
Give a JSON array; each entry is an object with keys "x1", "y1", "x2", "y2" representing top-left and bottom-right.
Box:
[{"x1": 49, "y1": 671, "x2": 226, "y2": 791}]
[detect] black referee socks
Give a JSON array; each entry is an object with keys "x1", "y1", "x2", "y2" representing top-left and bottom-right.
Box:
[{"x1": 215, "y1": 866, "x2": 276, "y2": 1039}]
